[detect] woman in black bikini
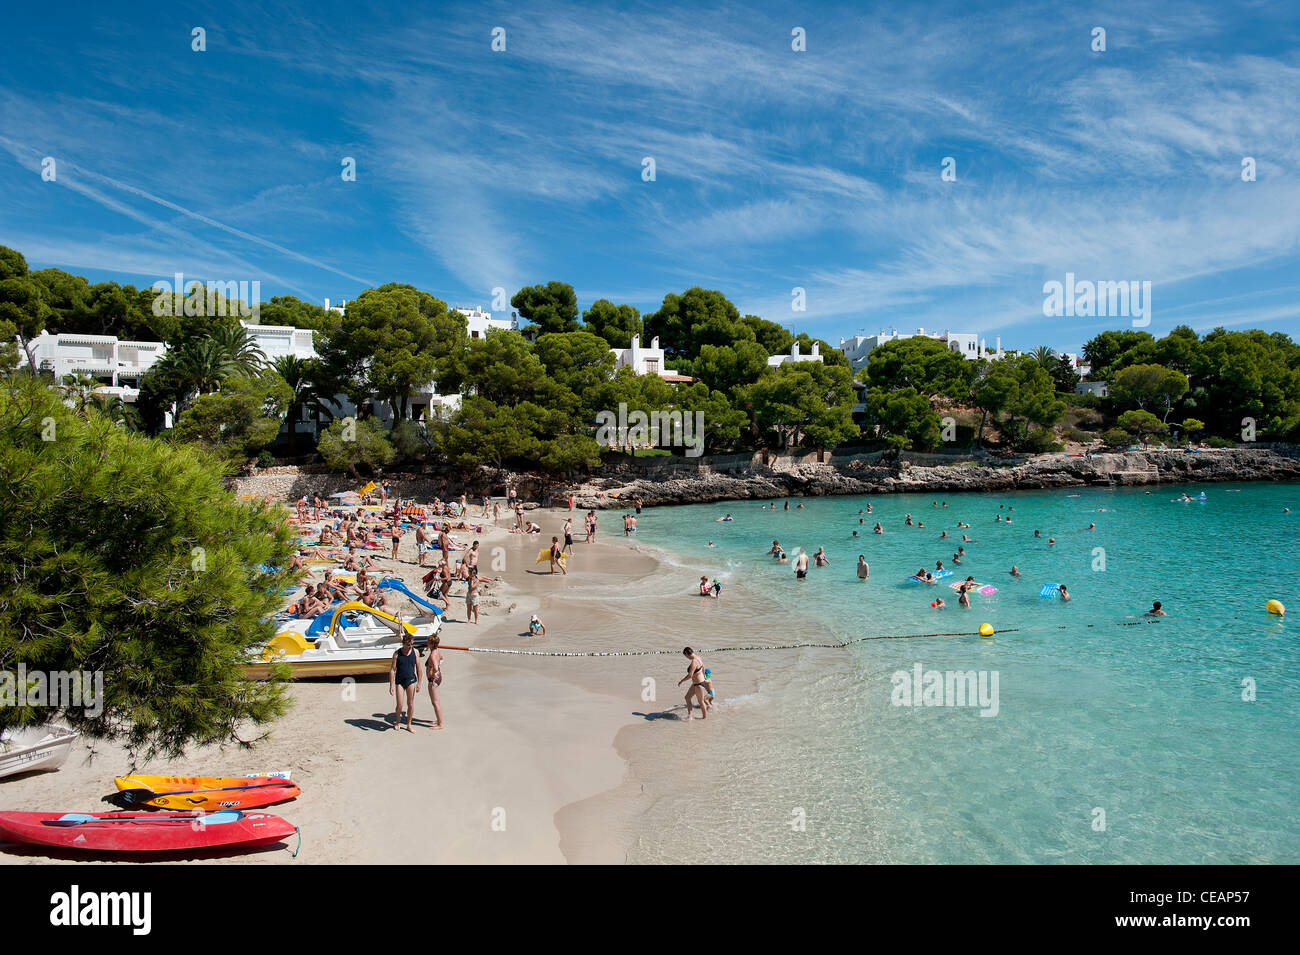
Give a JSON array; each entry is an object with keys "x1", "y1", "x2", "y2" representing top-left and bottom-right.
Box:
[
  {"x1": 677, "y1": 647, "x2": 709, "y2": 720},
  {"x1": 389, "y1": 633, "x2": 422, "y2": 732}
]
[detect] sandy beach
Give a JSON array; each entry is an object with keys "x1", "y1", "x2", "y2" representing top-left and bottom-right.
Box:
[{"x1": 0, "y1": 499, "x2": 798, "y2": 865}]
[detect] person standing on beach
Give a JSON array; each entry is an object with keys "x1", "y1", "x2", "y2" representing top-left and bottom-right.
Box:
[
  {"x1": 415, "y1": 523, "x2": 429, "y2": 567},
  {"x1": 795, "y1": 548, "x2": 809, "y2": 580},
  {"x1": 562, "y1": 517, "x2": 573, "y2": 554},
  {"x1": 425, "y1": 635, "x2": 444, "y2": 729},
  {"x1": 678, "y1": 647, "x2": 709, "y2": 720},
  {"x1": 466, "y1": 540, "x2": 480, "y2": 576},
  {"x1": 389, "y1": 632, "x2": 422, "y2": 732},
  {"x1": 466, "y1": 569, "x2": 480, "y2": 624},
  {"x1": 549, "y1": 536, "x2": 568, "y2": 575},
  {"x1": 390, "y1": 522, "x2": 402, "y2": 561}
]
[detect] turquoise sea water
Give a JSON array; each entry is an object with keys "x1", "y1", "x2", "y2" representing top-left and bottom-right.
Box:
[{"x1": 624, "y1": 482, "x2": 1300, "y2": 863}]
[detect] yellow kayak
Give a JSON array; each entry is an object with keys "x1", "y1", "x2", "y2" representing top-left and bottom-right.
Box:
[{"x1": 112, "y1": 774, "x2": 300, "y2": 810}]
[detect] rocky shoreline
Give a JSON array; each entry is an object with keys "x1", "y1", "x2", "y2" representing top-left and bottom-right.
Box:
[
  {"x1": 568, "y1": 447, "x2": 1300, "y2": 508},
  {"x1": 231, "y1": 446, "x2": 1300, "y2": 509}
]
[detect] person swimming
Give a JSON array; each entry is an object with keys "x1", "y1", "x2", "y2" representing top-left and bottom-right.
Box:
[
  {"x1": 716, "y1": 513, "x2": 733, "y2": 522},
  {"x1": 1010, "y1": 565, "x2": 1021, "y2": 577},
  {"x1": 1058, "y1": 584, "x2": 1071, "y2": 601},
  {"x1": 1146, "y1": 601, "x2": 1166, "y2": 616}
]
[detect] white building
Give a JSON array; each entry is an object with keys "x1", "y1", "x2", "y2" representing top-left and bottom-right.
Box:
[
  {"x1": 1061, "y1": 352, "x2": 1092, "y2": 378},
  {"x1": 242, "y1": 322, "x2": 317, "y2": 361},
  {"x1": 768, "y1": 341, "x2": 824, "y2": 368},
  {"x1": 455, "y1": 306, "x2": 519, "y2": 340},
  {"x1": 608, "y1": 334, "x2": 693, "y2": 383},
  {"x1": 1076, "y1": 380, "x2": 1109, "y2": 397},
  {"x1": 838, "y1": 328, "x2": 1005, "y2": 371},
  {"x1": 323, "y1": 298, "x2": 347, "y2": 315},
  {"x1": 29, "y1": 330, "x2": 166, "y2": 403}
]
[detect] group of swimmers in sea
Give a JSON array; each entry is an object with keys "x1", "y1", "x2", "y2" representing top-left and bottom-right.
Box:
[{"x1": 716, "y1": 497, "x2": 1171, "y2": 617}]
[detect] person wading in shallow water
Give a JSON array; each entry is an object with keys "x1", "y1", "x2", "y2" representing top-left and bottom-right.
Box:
[{"x1": 678, "y1": 647, "x2": 709, "y2": 720}]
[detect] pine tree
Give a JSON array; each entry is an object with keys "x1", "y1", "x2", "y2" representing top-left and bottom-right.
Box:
[{"x1": 0, "y1": 376, "x2": 296, "y2": 759}]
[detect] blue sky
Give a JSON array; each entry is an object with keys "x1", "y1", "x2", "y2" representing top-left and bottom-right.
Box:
[{"x1": 1, "y1": 0, "x2": 1298, "y2": 354}]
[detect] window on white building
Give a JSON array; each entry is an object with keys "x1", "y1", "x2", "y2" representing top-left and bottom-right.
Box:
[{"x1": 645, "y1": 359, "x2": 659, "y2": 372}]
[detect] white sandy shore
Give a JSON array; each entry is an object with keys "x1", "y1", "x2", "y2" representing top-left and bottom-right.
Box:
[{"x1": 3, "y1": 502, "x2": 774, "y2": 865}]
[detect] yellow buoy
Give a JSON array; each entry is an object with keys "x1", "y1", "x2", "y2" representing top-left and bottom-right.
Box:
[
  {"x1": 979, "y1": 623, "x2": 995, "y2": 636},
  {"x1": 1266, "y1": 600, "x2": 1285, "y2": 616}
]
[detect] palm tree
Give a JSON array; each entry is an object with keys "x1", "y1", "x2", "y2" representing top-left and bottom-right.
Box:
[
  {"x1": 1030, "y1": 345, "x2": 1056, "y2": 367},
  {"x1": 58, "y1": 373, "x2": 102, "y2": 416},
  {"x1": 271, "y1": 354, "x2": 332, "y2": 454},
  {"x1": 151, "y1": 326, "x2": 267, "y2": 412},
  {"x1": 207, "y1": 323, "x2": 267, "y2": 376}
]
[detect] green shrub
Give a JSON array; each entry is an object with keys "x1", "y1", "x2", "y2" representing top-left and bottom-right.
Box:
[
  {"x1": 1023, "y1": 429, "x2": 1063, "y2": 453},
  {"x1": 257, "y1": 450, "x2": 274, "y2": 469},
  {"x1": 1101, "y1": 428, "x2": 1128, "y2": 448},
  {"x1": 1205, "y1": 436, "x2": 1236, "y2": 448}
]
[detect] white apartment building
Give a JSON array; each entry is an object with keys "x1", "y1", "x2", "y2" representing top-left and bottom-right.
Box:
[
  {"x1": 1076, "y1": 380, "x2": 1109, "y2": 397},
  {"x1": 455, "y1": 306, "x2": 520, "y2": 339},
  {"x1": 768, "y1": 341, "x2": 824, "y2": 368},
  {"x1": 838, "y1": 328, "x2": 1005, "y2": 371},
  {"x1": 29, "y1": 330, "x2": 166, "y2": 403},
  {"x1": 608, "y1": 335, "x2": 693, "y2": 383}
]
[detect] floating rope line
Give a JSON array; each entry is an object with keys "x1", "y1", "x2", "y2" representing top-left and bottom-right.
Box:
[
  {"x1": 432, "y1": 618, "x2": 1161, "y2": 657},
  {"x1": 434, "y1": 628, "x2": 1020, "y2": 657}
]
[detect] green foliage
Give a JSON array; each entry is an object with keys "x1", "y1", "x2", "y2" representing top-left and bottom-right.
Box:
[
  {"x1": 256, "y1": 296, "x2": 338, "y2": 333},
  {"x1": 745, "y1": 362, "x2": 857, "y2": 449},
  {"x1": 316, "y1": 284, "x2": 464, "y2": 419},
  {"x1": 1117, "y1": 409, "x2": 1167, "y2": 441},
  {"x1": 1048, "y1": 353, "x2": 1081, "y2": 393},
  {"x1": 534, "y1": 331, "x2": 618, "y2": 418},
  {"x1": 459, "y1": 330, "x2": 563, "y2": 406},
  {"x1": 0, "y1": 245, "x2": 50, "y2": 372},
  {"x1": 972, "y1": 355, "x2": 1066, "y2": 450},
  {"x1": 257, "y1": 450, "x2": 275, "y2": 468},
  {"x1": 644, "y1": 287, "x2": 752, "y2": 360},
  {"x1": 692, "y1": 340, "x2": 769, "y2": 396},
  {"x1": 171, "y1": 373, "x2": 292, "y2": 464},
  {"x1": 1205, "y1": 435, "x2": 1236, "y2": 448},
  {"x1": 1110, "y1": 363, "x2": 1188, "y2": 420},
  {"x1": 512, "y1": 282, "x2": 580, "y2": 335},
  {"x1": 143, "y1": 323, "x2": 268, "y2": 420},
  {"x1": 270, "y1": 354, "x2": 333, "y2": 454},
  {"x1": 317, "y1": 415, "x2": 397, "y2": 477},
  {"x1": 582, "y1": 299, "x2": 641, "y2": 348},
  {"x1": 864, "y1": 386, "x2": 941, "y2": 450},
  {"x1": 391, "y1": 418, "x2": 434, "y2": 465},
  {"x1": 0, "y1": 376, "x2": 292, "y2": 758},
  {"x1": 1083, "y1": 326, "x2": 1300, "y2": 440},
  {"x1": 1101, "y1": 427, "x2": 1129, "y2": 448},
  {"x1": 863, "y1": 337, "x2": 974, "y2": 399},
  {"x1": 739, "y1": 315, "x2": 792, "y2": 356}
]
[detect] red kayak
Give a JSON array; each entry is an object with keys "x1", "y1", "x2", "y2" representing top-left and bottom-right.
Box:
[{"x1": 0, "y1": 810, "x2": 297, "y2": 854}]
